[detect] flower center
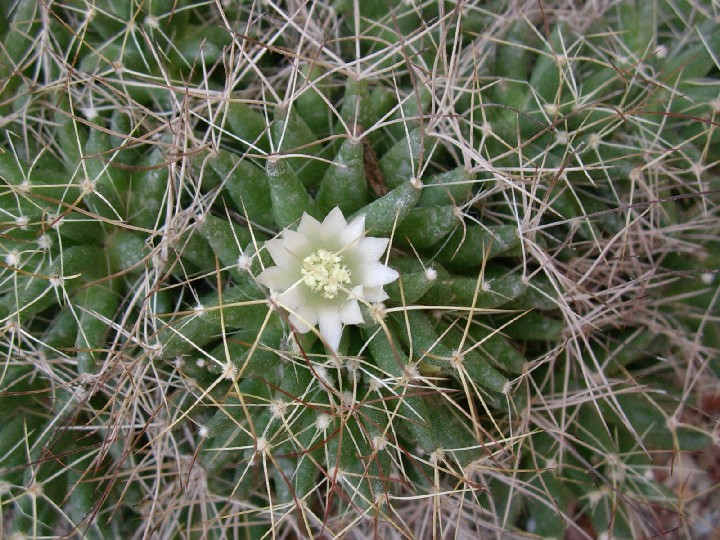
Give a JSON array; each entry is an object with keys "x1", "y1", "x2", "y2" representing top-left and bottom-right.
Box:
[{"x1": 301, "y1": 249, "x2": 352, "y2": 299}]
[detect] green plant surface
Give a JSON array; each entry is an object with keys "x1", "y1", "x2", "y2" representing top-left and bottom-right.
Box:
[{"x1": 0, "y1": 1, "x2": 718, "y2": 538}]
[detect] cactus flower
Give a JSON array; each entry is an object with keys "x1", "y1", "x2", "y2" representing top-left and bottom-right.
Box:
[{"x1": 258, "y1": 207, "x2": 398, "y2": 351}]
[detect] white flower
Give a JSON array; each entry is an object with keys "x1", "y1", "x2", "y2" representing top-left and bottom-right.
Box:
[{"x1": 258, "y1": 207, "x2": 399, "y2": 351}]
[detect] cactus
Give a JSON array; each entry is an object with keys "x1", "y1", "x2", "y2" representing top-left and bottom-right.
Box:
[{"x1": 0, "y1": 1, "x2": 717, "y2": 538}]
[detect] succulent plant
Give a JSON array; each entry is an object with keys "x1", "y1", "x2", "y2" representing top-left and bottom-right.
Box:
[{"x1": 0, "y1": 0, "x2": 718, "y2": 538}]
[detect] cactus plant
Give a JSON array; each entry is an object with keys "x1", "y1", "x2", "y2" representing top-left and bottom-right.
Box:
[{"x1": 0, "y1": 0, "x2": 718, "y2": 538}]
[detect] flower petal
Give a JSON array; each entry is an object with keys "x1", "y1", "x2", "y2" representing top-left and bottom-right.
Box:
[
  {"x1": 281, "y1": 230, "x2": 313, "y2": 258},
  {"x1": 361, "y1": 262, "x2": 399, "y2": 288},
  {"x1": 321, "y1": 207, "x2": 348, "y2": 243},
  {"x1": 265, "y1": 238, "x2": 295, "y2": 267},
  {"x1": 349, "y1": 285, "x2": 364, "y2": 299},
  {"x1": 363, "y1": 286, "x2": 389, "y2": 302},
  {"x1": 289, "y1": 306, "x2": 317, "y2": 333},
  {"x1": 297, "y1": 212, "x2": 322, "y2": 238},
  {"x1": 356, "y1": 237, "x2": 389, "y2": 261},
  {"x1": 257, "y1": 266, "x2": 296, "y2": 292},
  {"x1": 278, "y1": 285, "x2": 306, "y2": 310},
  {"x1": 340, "y1": 214, "x2": 365, "y2": 247},
  {"x1": 340, "y1": 299, "x2": 363, "y2": 325},
  {"x1": 318, "y1": 309, "x2": 343, "y2": 351}
]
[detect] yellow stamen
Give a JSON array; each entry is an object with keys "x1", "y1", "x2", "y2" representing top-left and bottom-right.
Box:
[{"x1": 301, "y1": 249, "x2": 352, "y2": 299}]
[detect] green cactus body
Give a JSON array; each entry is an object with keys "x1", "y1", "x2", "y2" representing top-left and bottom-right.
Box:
[
  {"x1": 660, "y1": 20, "x2": 720, "y2": 82},
  {"x1": 74, "y1": 282, "x2": 120, "y2": 375},
  {"x1": 340, "y1": 78, "x2": 372, "y2": 128},
  {"x1": 203, "y1": 149, "x2": 274, "y2": 229},
  {"x1": 171, "y1": 227, "x2": 217, "y2": 273},
  {"x1": 224, "y1": 101, "x2": 270, "y2": 153},
  {"x1": 393, "y1": 310, "x2": 508, "y2": 393},
  {"x1": 394, "y1": 205, "x2": 458, "y2": 249},
  {"x1": 159, "y1": 282, "x2": 272, "y2": 358},
  {"x1": 13, "y1": 431, "x2": 74, "y2": 536},
  {"x1": 106, "y1": 230, "x2": 149, "y2": 274},
  {"x1": 296, "y1": 64, "x2": 333, "y2": 136},
  {"x1": 127, "y1": 149, "x2": 168, "y2": 230},
  {"x1": 385, "y1": 268, "x2": 437, "y2": 305},
  {"x1": 421, "y1": 272, "x2": 527, "y2": 309},
  {"x1": 272, "y1": 106, "x2": 328, "y2": 187},
  {"x1": 378, "y1": 128, "x2": 431, "y2": 189},
  {"x1": 385, "y1": 87, "x2": 433, "y2": 142},
  {"x1": 2, "y1": 2, "x2": 717, "y2": 537},
  {"x1": 500, "y1": 310, "x2": 564, "y2": 342},
  {"x1": 207, "y1": 329, "x2": 283, "y2": 379},
  {"x1": 0, "y1": 0, "x2": 38, "y2": 115},
  {"x1": 0, "y1": 362, "x2": 48, "y2": 415},
  {"x1": 266, "y1": 157, "x2": 317, "y2": 228},
  {"x1": 417, "y1": 167, "x2": 474, "y2": 207},
  {"x1": 196, "y1": 214, "x2": 252, "y2": 278},
  {"x1": 529, "y1": 24, "x2": 569, "y2": 109},
  {"x1": 316, "y1": 138, "x2": 370, "y2": 215},
  {"x1": 466, "y1": 322, "x2": 527, "y2": 375},
  {"x1": 488, "y1": 19, "x2": 535, "y2": 140},
  {"x1": 436, "y1": 224, "x2": 521, "y2": 272},
  {"x1": 41, "y1": 307, "x2": 81, "y2": 352},
  {"x1": 1, "y1": 244, "x2": 107, "y2": 322},
  {"x1": 355, "y1": 179, "x2": 422, "y2": 236}
]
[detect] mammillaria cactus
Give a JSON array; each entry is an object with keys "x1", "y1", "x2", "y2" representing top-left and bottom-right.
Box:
[{"x1": 0, "y1": 0, "x2": 718, "y2": 538}]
